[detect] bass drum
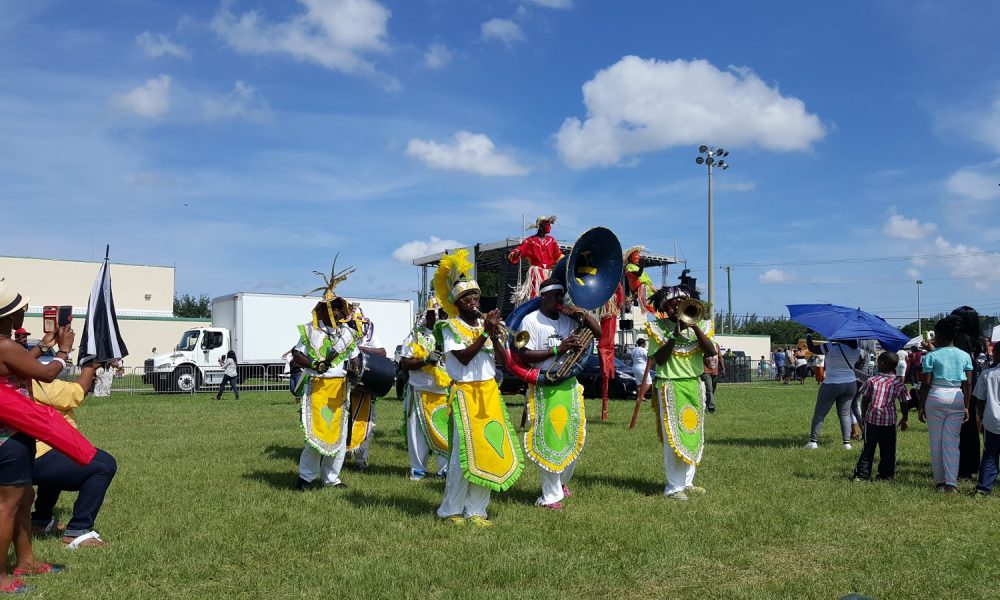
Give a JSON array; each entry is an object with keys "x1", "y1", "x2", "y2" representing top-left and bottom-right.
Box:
[{"x1": 352, "y1": 351, "x2": 396, "y2": 398}]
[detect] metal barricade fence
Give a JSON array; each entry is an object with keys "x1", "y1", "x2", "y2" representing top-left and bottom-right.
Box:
[{"x1": 60, "y1": 364, "x2": 290, "y2": 395}]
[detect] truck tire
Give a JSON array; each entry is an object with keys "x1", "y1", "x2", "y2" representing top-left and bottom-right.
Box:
[{"x1": 172, "y1": 365, "x2": 201, "y2": 393}]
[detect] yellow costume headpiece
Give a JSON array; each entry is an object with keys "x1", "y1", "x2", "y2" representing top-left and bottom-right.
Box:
[
  {"x1": 432, "y1": 249, "x2": 479, "y2": 317},
  {"x1": 304, "y1": 255, "x2": 355, "y2": 328}
]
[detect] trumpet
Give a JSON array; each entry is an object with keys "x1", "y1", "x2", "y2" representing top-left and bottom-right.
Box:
[
  {"x1": 677, "y1": 298, "x2": 705, "y2": 326},
  {"x1": 473, "y1": 310, "x2": 531, "y2": 349}
]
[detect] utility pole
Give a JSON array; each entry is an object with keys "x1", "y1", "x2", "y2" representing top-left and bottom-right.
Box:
[{"x1": 720, "y1": 265, "x2": 734, "y2": 333}]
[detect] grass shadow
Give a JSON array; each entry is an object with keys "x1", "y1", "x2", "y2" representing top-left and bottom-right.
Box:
[
  {"x1": 340, "y1": 489, "x2": 439, "y2": 518},
  {"x1": 243, "y1": 469, "x2": 299, "y2": 491},
  {"x1": 263, "y1": 444, "x2": 302, "y2": 463},
  {"x1": 349, "y1": 462, "x2": 412, "y2": 479},
  {"x1": 573, "y1": 473, "x2": 662, "y2": 496},
  {"x1": 712, "y1": 434, "x2": 807, "y2": 449}
]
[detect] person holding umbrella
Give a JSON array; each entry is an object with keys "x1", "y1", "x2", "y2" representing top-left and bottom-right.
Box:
[{"x1": 805, "y1": 336, "x2": 860, "y2": 449}]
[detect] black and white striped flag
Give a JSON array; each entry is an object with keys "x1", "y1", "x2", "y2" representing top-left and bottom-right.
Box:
[{"x1": 77, "y1": 246, "x2": 128, "y2": 366}]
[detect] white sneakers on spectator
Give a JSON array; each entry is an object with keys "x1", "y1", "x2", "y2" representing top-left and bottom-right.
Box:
[
  {"x1": 803, "y1": 441, "x2": 818, "y2": 449},
  {"x1": 842, "y1": 443, "x2": 852, "y2": 450}
]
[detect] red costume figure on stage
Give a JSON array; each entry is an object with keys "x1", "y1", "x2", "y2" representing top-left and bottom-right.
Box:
[
  {"x1": 509, "y1": 216, "x2": 563, "y2": 304},
  {"x1": 623, "y1": 245, "x2": 656, "y2": 314}
]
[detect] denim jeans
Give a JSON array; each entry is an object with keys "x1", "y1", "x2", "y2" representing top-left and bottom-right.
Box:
[
  {"x1": 217, "y1": 375, "x2": 240, "y2": 399},
  {"x1": 976, "y1": 429, "x2": 1000, "y2": 493},
  {"x1": 31, "y1": 448, "x2": 117, "y2": 538}
]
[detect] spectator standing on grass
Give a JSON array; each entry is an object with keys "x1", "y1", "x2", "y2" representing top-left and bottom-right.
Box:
[
  {"x1": 773, "y1": 348, "x2": 787, "y2": 384},
  {"x1": 631, "y1": 338, "x2": 652, "y2": 389},
  {"x1": 973, "y1": 343, "x2": 1000, "y2": 496},
  {"x1": 852, "y1": 353, "x2": 908, "y2": 482},
  {"x1": 814, "y1": 352, "x2": 825, "y2": 383},
  {"x1": 918, "y1": 317, "x2": 973, "y2": 494},
  {"x1": 215, "y1": 350, "x2": 240, "y2": 401},
  {"x1": 701, "y1": 342, "x2": 723, "y2": 413},
  {"x1": 93, "y1": 360, "x2": 119, "y2": 398},
  {"x1": 949, "y1": 306, "x2": 986, "y2": 479},
  {"x1": 794, "y1": 348, "x2": 808, "y2": 385},
  {"x1": 31, "y1": 364, "x2": 117, "y2": 548},
  {"x1": 804, "y1": 336, "x2": 860, "y2": 450},
  {"x1": 895, "y1": 347, "x2": 909, "y2": 383},
  {"x1": 786, "y1": 347, "x2": 796, "y2": 382}
]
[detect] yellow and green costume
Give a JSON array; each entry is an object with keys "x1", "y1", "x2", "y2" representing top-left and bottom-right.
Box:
[
  {"x1": 524, "y1": 379, "x2": 586, "y2": 473},
  {"x1": 645, "y1": 318, "x2": 713, "y2": 465},
  {"x1": 406, "y1": 327, "x2": 452, "y2": 457},
  {"x1": 439, "y1": 318, "x2": 523, "y2": 492},
  {"x1": 298, "y1": 323, "x2": 359, "y2": 457}
]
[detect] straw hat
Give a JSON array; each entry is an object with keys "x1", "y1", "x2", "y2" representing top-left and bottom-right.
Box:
[{"x1": 0, "y1": 279, "x2": 29, "y2": 319}]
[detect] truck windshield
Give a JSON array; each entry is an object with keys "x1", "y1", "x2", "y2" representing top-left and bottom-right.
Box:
[{"x1": 176, "y1": 331, "x2": 200, "y2": 351}]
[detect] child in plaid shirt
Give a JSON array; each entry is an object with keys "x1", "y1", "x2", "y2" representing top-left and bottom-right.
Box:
[{"x1": 853, "y1": 352, "x2": 909, "y2": 481}]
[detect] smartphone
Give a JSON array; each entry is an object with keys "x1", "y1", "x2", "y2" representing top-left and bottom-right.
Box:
[
  {"x1": 43, "y1": 305, "x2": 58, "y2": 333},
  {"x1": 58, "y1": 306, "x2": 73, "y2": 327}
]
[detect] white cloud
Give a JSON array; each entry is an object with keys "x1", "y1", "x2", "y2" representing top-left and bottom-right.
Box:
[
  {"x1": 424, "y1": 42, "x2": 451, "y2": 69},
  {"x1": 136, "y1": 31, "x2": 190, "y2": 59},
  {"x1": 405, "y1": 131, "x2": 530, "y2": 176},
  {"x1": 526, "y1": 0, "x2": 573, "y2": 7},
  {"x1": 481, "y1": 18, "x2": 524, "y2": 44},
  {"x1": 392, "y1": 236, "x2": 464, "y2": 262},
  {"x1": 906, "y1": 268, "x2": 921, "y2": 279},
  {"x1": 112, "y1": 75, "x2": 172, "y2": 119},
  {"x1": 883, "y1": 213, "x2": 936, "y2": 240},
  {"x1": 936, "y1": 93, "x2": 1000, "y2": 154},
  {"x1": 211, "y1": 0, "x2": 397, "y2": 88},
  {"x1": 758, "y1": 268, "x2": 793, "y2": 284},
  {"x1": 202, "y1": 81, "x2": 272, "y2": 122},
  {"x1": 555, "y1": 56, "x2": 827, "y2": 169},
  {"x1": 947, "y1": 168, "x2": 1000, "y2": 201},
  {"x1": 933, "y1": 236, "x2": 1000, "y2": 289}
]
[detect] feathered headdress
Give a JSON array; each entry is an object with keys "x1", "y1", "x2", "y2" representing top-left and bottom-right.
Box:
[
  {"x1": 527, "y1": 215, "x2": 557, "y2": 230},
  {"x1": 433, "y1": 249, "x2": 479, "y2": 317},
  {"x1": 305, "y1": 254, "x2": 355, "y2": 327}
]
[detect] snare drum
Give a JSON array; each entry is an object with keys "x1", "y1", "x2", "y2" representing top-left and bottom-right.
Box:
[{"x1": 351, "y1": 351, "x2": 395, "y2": 397}]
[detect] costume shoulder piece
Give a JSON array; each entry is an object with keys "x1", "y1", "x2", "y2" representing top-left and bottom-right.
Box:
[{"x1": 438, "y1": 318, "x2": 493, "y2": 354}]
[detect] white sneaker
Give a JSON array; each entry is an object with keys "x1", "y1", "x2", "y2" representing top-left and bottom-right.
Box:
[
  {"x1": 804, "y1": 441, "x2": 818, "y2": 449},
  {"x1": 842, "y1": 443, "x2": 852, "y2": 450}
]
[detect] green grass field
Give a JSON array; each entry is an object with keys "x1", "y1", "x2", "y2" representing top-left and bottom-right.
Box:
[{"x1": 24, "y1": 382, "x2": 1000, "y2": 599}]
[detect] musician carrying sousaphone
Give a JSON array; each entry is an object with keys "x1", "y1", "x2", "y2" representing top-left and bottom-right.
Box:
[
  {"x1": 517, "y1": 277, "x2": 600, "y2": 510},
  {"x1": 291, "y1": 259, "x2": 361, "y2": 491},
  {"x1": 645, "y1": 285, "x2": 717, "y2": 501}
]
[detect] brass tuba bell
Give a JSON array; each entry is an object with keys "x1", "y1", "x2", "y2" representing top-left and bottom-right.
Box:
[{"x1": 677, "y1": 298, "x2": 705, "y2": 326}]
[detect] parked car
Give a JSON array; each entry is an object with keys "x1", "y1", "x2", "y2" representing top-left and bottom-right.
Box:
[{"x1": 578, "y1": 353, "x2": 637, "y2": 399}]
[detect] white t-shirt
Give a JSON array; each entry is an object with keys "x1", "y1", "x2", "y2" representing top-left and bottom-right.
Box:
[
  {"x1": 819, "y1": 342, "x2": 860, "y2": 385},
  {"x1": 895, "y1": 349, "x2": 908, "y2": 378},
  {"x1": 631, "y1": 345, "x2": 651, "y2": 384},
  {"x1": 441, "y1": 319, "x2": 497, "y2": 383},
  {"x1": 518, "y1": 310, "x2": 577, "y2": 371},
  {"x1": 401, "y1": 327, "x2": 447, "y2": 394},
  {"x1": 294, "y1": 323, "x2": 360, "y2": 378},
  {"x1": 975, "y1": 366, "x2": 1000, "y2": 434},
  {"x1": 814, "y1": 354, "x2": 825, "y2": 368}
]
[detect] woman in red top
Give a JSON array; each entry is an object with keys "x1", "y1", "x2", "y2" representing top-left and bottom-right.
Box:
[{"x1": 509, "y1": 215, "x2": 563, "y2": 304}]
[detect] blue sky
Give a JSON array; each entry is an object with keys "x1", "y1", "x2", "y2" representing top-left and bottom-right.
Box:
[{"x1": 2, "y1": 0, "x2": 999, "y2": 324}]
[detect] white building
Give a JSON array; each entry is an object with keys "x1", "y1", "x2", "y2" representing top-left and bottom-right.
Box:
[{"x1": 1, "y1": 255, "x2": 208, "y2": 367}]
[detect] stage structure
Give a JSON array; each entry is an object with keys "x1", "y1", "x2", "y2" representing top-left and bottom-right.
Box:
[{"x1": 412, "y1": 238, "x2": 679, "y2": 355}]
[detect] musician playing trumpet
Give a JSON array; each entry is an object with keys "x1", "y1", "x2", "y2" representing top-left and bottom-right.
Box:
[
  {"x1": 646, "y1": 286, "x2": 717, "y2": 501},
  {"x1": 517, "y1": 277, "x2": 601, "y2": 510}
]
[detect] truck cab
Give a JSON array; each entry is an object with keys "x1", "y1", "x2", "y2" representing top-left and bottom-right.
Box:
[{"x1": 143, "y1": 327, "x2": 230, "y2": 392}]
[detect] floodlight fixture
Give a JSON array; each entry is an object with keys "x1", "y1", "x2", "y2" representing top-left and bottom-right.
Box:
[
  {"x1": 696, "y1": 156, "x2": 705, "y2": 164},
  {"x1": 699, "y1": 145, "x2": 708, "y2": 153},
  {"x1": 717, "y1": 148, "x2": 726, "y2": 156}
]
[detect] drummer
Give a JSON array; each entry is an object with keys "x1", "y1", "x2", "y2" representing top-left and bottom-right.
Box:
[{"x1": 344, "y1": 305, "x2": 386, "y2": 472}]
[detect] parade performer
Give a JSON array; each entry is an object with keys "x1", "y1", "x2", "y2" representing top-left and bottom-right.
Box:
[
  {"x1": 291, "y1": 261, "x2": 360, "y2": 490},
  {"x1": 645, "y1": 286, "x2": 717, "y2": 501},
  {"x1": 518, "y1": 278, "x2": 600, "y2": 509},
  {"x1": 399, "y1": 297, "x2": 451, "y2": 480},
  {"x1": 434, "y1": 250, "x2": 522, "y2": 527},
  {"x1": 508, "y1": 215, "x2": 563, "y2": 304},
  {"x1": 344, "y1": 305, "x2": 385, "y2": 471},
  {"x1": 624, "y1": 245, "x2": 656, "y2": 313}
]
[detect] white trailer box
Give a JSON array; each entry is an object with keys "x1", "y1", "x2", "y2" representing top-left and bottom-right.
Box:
[{"x1": 144, "y1": 292, "x2": 413, "y2": 392}]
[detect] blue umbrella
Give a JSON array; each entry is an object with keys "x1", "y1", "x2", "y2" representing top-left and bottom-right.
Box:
[{"x1": 787, "y1": 303, "x2": 909, "y2": 352}]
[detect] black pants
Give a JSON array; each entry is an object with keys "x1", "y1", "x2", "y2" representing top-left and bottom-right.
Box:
[
  {"x1": 32, "y1": 448, "x2": 117, "y2": 537},
  {"x1": 853, "y1": 423, "x2": 896, "y2": 480},
  {"x1": 217, "y1": 375, "x2": 240, "y2": 399}
]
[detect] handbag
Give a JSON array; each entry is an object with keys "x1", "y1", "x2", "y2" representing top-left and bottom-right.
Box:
[{"x1": 837, "y1": 345, "x2": 870, "y2": 385}]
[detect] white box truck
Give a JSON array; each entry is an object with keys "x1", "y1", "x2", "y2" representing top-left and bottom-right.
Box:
[{"x1": 143, "y1": 293, "x2": 413, "y2": 392}]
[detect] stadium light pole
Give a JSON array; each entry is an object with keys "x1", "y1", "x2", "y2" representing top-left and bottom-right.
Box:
[
  {"x1": 916, "y1": 279, "x2": 923, "y2": 338},
  {"x1": 695, "y1": 145, "x2": 730, "y2": 321}
]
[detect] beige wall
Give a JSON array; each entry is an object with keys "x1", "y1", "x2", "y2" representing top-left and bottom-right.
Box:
[
  {"x1": 0, "y1": 256, "x2": 173, "y2": 312},
  {"x1": 20, "y1": 314, "x2": 208, "y2": 368}
]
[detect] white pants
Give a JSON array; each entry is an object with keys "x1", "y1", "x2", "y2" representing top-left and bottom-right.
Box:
[
  {"x1": 299, "y1": 445, "x2": 346, "y2": 486},
  {"x1": 537, "y1": 460, "x2": 577, "y2": 505},
  {"x1": 436, "y1": 420, "x2": 490, "y2": 518},
  {"x1": 347, "y1": 402, "x2": 375, "y2": 466},
  {"x1": 663, "y1": 446, "x2": 695, "y2": 496},
  {"x1": 406, "y1": 391, "x2": 447, "y2": 475}
]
